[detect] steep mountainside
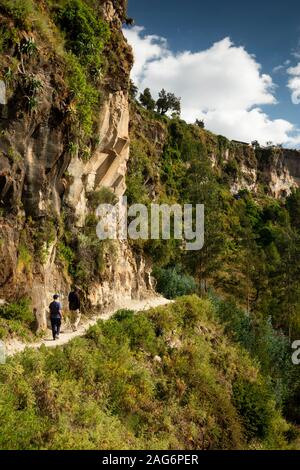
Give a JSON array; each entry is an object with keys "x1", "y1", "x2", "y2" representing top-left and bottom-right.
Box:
[
  {"x1": 129, "y1": 104, "x2": 300, "y2": 200},
  {"x1": 0, "y1": 0, "x2": 153, "y2": 332},
  {"x1": 128, "y1": 103, "x2": 300, "y2": 341},
  {"x1": 1, "y1": 1, "x2": 300, "y2": 335},
  {"x1": 1, "y1": 0, "x2": 300, "y2": 452},
  {"x1": 127, "y1": 104, "x2": 300, "y2": 426}
]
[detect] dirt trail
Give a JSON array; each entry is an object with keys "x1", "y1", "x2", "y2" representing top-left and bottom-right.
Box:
[{"x1": 4, "y1": 296, "x2": 171, "y2": 357}]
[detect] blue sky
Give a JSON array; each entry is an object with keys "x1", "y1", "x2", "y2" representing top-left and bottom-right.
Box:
[{"x1": 125, "y1": 0, "x2": 300, "y2": 146}]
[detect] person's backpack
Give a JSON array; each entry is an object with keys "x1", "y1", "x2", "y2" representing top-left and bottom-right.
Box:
[{"x1": 49, "y1": 301, "x2": 61, "y2": 318}]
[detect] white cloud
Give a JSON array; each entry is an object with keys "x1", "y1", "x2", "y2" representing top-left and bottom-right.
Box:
[
  {"x1": 273, "y1": 60, "x2": 291, "y2": 73},
  {"x1": 124, "y1": 26, "x2": 169, "y2": 84},
  {"x1": 124, "y1": 26, "x2": 300, "y2": 146},
  {"x1": 202, "y1": 108, "x2": 296, "y2": 144},
  {"x1": 288, "y1": 63, "x2": 300, "y2": 75},
  {"x1": 287, "y1": 62, "x2": 300, "y2": 104}
]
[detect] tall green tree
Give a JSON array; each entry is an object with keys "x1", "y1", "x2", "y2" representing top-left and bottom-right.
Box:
[
  {"x1": 139, "y1": 88, "x2": 156, "y2": 111},
  {"x1": 156, "y1": 89, "x2": 181, "y2": 116}
]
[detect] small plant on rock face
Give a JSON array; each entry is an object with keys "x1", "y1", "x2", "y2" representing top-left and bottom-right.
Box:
[
  {"x1": 3, "y1": 67, "x2": 13, "y2": 84},
  {"x1": 17, "y1": 244, "x2": 32, "y2": 274},
  {"x1": 26, "y1": 76, "x2": 43, "y2": 94},
  {"x1": 25, "y1": 95, "x2": 38, "y2": 113},
  {"x1": 20, "y1": 37, "x2": 37, "y2": 56},
  {"x1": 87, "y1": 187, "x2": 118, "y2": 209},
  {"x1": 67, "y1": 141, "x2": 79, "y2": 156},
  {"x1": 80, "y1": 145, "x2": 91, "y2": 162},
  {"x1": 7, "y1": 147, "x2": 21, "y2": 163}
]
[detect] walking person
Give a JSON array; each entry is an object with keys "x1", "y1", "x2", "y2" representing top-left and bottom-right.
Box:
[
  {"x1": 68, "y1": 287, "x2": 81, "y2": 332},
  {"x1": 49, "y1": 294, "x2": 63, "y2": 340}
]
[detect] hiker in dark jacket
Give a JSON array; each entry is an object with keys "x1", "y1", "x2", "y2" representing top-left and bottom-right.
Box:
[
  {"x1": 49, "y1": 294, "x2": 63, "y2": 340},
  {"x1": 68, "y1": 287, "x2": 81, "y2": 332}
]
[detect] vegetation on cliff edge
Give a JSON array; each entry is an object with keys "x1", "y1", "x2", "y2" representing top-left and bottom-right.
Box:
[{"x1": 0, "y1": 296, "x2": 295, "y2": 450}]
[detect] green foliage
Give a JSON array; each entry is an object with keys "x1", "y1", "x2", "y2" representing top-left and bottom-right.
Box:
[
  {"x1": 65, "y1": 52, "x2": 99, "y2": 137},
  {"x1": 26, "y1": 217, "x2": 57, "y2": 264},
  {"x1": 25, "y1": 75, "x2": 43, "y2": 94},
  {"x1": 224, "y1": 159, "x2": 239, "y2": 179},
  {"x1": 0, "y1": 317, "x2": 35, "y2": 341},
  {"x1": 20, "y1": 37, "x2": 37, "y2": 56},
  {"x1": 156, "y1": 88, "x2": 181, "y2": 116},
  {"x1": 17, "y1": 244, "x2": 32, "y2": 273},
  {"x1": 212, "y1": 295, "x2": 294, "y2": 409},
  {"x1": 127, "y1": 106, "x2": 300, "y2": 432},
  {"x1": 0, "y1": 0, "x2": 34, "y2": 28},
  {"x1": 139, "y1": 88, "x2": 156, "y2": 111},
  {"x1": 233, "y1": 379, "x2": 274, "y2": 441},
  {"x1": 0, "y1": 298, "x2": 32, "y2": 325},
  {"x1": 0, "y1": 25, "x2": 19, "y2": 53},
  {"x1": 25, "y1": 95, "x2": 38, "y2": 113},
  {"x1": 55, "y1": 0, "x2": 109, "y2": 76},
  {"x1": 87, "y1": 187, "x2": 117, "y2": 209},
  {"x1": 0, "y1": 0, "x2": 108, "y2": 134},
  {"x1": 126, "y1": 137, "x2": 158, "y2": 206},
  {"x1": 153, "y1": 266, "x2": 197, "y2": 299},
  {"x1": 129, "y1": 80, "x2": 138, "y2": 99},
  {"x1": 0, "y1": 297, "x2": 290, "y2": 450},
  {"x1": 286, "y1": 188, "x2": 300, "y2": 231},
  {"x1": 57, "y1": 241, "x2": 75, "y2": 269},
  {"x1": 7, "y1": 147, "x2": 21, "y2": 163},
  {"x1": 59, "y1": 231, "x2": 114, "y2": 286},
  {"x1": 67, "y1": 141, "x2": 79, "y2": 156}
]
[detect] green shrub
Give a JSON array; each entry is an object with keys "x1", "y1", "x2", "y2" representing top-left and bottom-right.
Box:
[
  {"x1": 57, "y1": 241, "x2": 75, "y2": 268},
  {"x1": 0, "y1": 317, "x2": 34, "y2": 341},
  {"x1": 65, "y1": 52, "x2": 99, "y2": 137},
  {"x1": 153, "y1": 266, "x2": 197, "y2": 299},
  {"x1": 0, "y1": 298, "x2": 32, "y2": 325},
  {"x1": 211, "y1": 295, "x2": 295, "y2": 408},
  {"x1": 20, "y1": 37, "x2": 37, "y2": 56},
  {"x1": 17, "y1": 244, "x2": 32, "y2": 273},
  {"x1": 55, "y1": 0, "x2": 109, "y2": 74},
  {"x1": 233, "y1": 379, "x2": 274, "y2": 441},
  {"x1": 0, "y1": 297, "x2": 291, "y2": 449},
  {"x1": 67, "y1": 234, "x2": 114, "y2": 286},
  {"x1": 112, "y1": 309, "x2": 135, "y2": 322},
  {"x1": 112, "y1": 310, "x2": 158, "y2": 354},
  {"x1": 224, "y1": 159, "x2": 239, "y2": 178},
  {"x1": 0, "y1": 25, "x2": 19, "y2": 53},
  {"x1": 0, "y1": 0, "x2": 34, "y2": 28},
  {"x1": 87, "y1": 187, "x2": 118, "y2": 209},
  {"x1": 51, "y1": 0, "x2": 110, "y2": 137}
]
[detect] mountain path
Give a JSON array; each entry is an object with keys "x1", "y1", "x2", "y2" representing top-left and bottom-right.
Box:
[{"x1": 4, "y1": 296, "x2": 171, "y2": 357}]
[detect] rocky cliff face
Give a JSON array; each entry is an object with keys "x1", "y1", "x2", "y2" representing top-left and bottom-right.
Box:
[
  {"x1": 129, "y1": 107, "x2": 300, "y2": 203},
  {"x1": 1, "y1": 0, "x2": 300, "y2": 332},
  {"x1": 199, "y1": 131, "x2": 300, "y2": 198},
  {"x1": 221, "y1": 145, "x2": 299, "y2": 198},
  {"x1": 66, "y1": 90, "x2": 130, "y2": 227},
  {"x1": 0, "y1": 0, "x2": 154, "y2": 330},
  {"x1": 283, "y1": 149, "x2": 300, "y2": 187}
]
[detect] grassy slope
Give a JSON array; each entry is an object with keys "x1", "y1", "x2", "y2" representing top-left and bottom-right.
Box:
[{"x1": 0, "y1": 296, "x2": 293, "y2": 450}]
